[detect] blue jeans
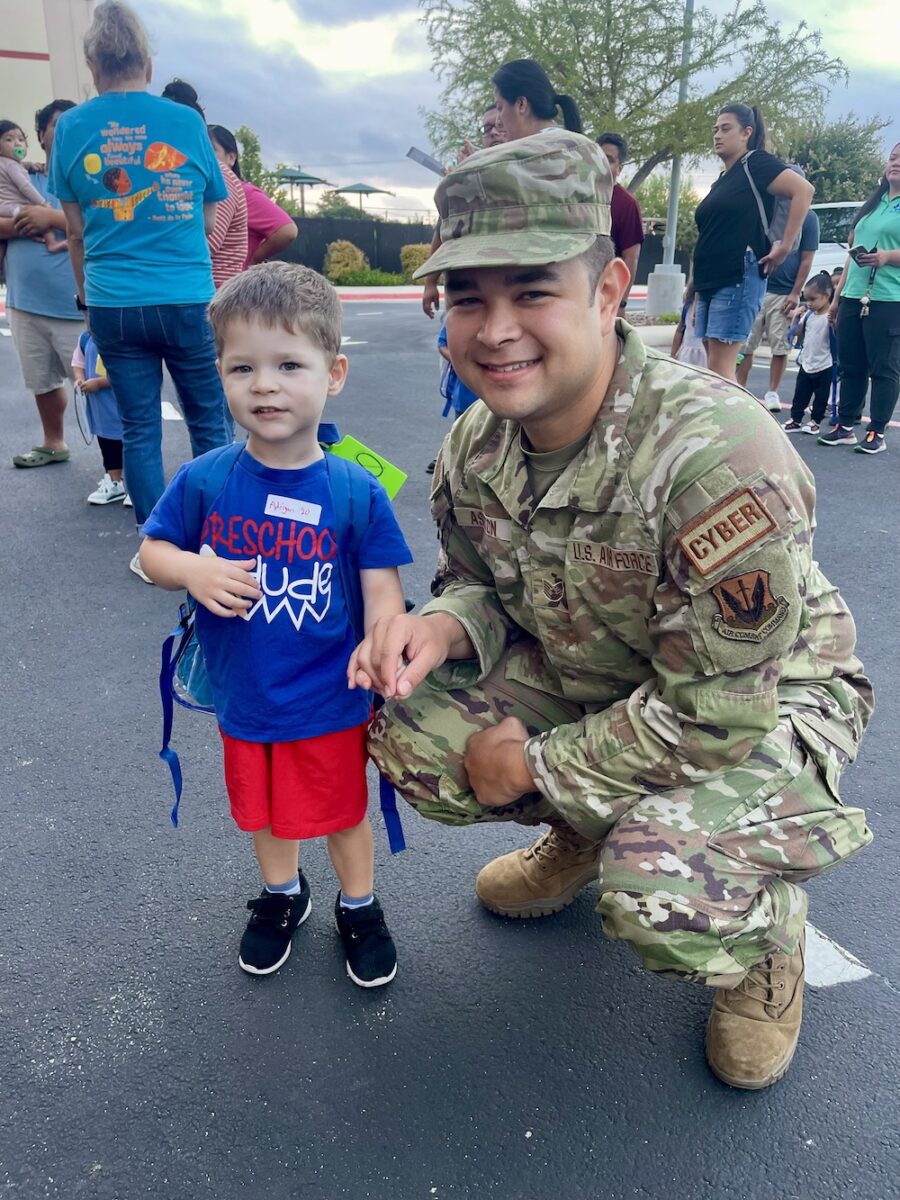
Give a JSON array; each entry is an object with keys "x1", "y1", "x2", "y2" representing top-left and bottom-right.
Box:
[
  {"x1": 695, "y1": 251, "x2": 768, "y2": 345},
  {"x1": 89, "y1": 304, "x2": 231, "y2": 527}
]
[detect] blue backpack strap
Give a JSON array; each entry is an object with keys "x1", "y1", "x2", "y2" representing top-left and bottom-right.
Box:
[
  {"x1": 324, "y1": 453, "x2": 406, "y2": 855},
  {"x1": 158, "y1": 441, "x2": 245, "y2": 826}
]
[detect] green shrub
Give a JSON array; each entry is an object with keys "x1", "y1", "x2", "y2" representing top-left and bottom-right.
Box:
[
  {"x1": 399, "y1": 243, "x2": 431, "y2": 281},
  {"x1": 656, "y1": 311, "x2": 680, "y2": 324},
  {"x1": 323, "y1": 239, "x2": 369, "y2": 281},
  {"x1": 332, "y1": 269, "x2": 407, "y2": 286}
]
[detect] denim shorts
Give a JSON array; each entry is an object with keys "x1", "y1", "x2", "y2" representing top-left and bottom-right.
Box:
[{"x1": 695, "y1": 250, "x2": 767, "y2": 344}]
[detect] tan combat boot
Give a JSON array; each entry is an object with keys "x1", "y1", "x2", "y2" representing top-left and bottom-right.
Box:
[
  {"x1": 475, "y1": 824, "x2": 602, "y2": 918},
  {"x1": 705, "y1": 930, "x2": 805, "y2": 1089}
]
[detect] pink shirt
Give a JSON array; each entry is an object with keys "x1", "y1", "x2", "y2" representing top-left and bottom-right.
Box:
[{"x1": 242, "y1": 180, "x2": 295, "y2": 267}]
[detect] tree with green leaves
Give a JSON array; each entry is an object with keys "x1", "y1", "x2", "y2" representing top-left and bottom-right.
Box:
[
  {"x1": 783, "y1": 114, "x2": 889, "y2": 203},
  {"x1": 635, "y1": 175, "x2": 701, "y2": 253},
  {"x1": 234, "y1": 124, "x2": 288, "y2": 202},
  {"x1": 314, "y1": 191, "x2": 384, "y2": 220},
  {"x1": 420, "y1": 0, "x2": 846, "y2": 189}
]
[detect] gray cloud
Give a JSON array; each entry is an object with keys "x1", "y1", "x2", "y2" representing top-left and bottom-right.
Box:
[
  {"x1": 136, "y1": 0, "x2": 440, "y2": 193},
  {"x1": 286, "y1": 0, "x2": 418, "y2": 27}
]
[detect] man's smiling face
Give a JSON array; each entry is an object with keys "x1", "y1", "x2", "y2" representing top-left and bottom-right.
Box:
[{"x1": 443, "y1": 256, "x2": 622, "y2": 448}]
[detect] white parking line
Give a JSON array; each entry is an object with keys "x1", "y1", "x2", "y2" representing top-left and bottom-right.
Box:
[
  {"x1": 805, "y1": 923, "x2": 872, "y2": 987},
  {"x1": 0, "y1": 327, "x2": 10, "y2": 337},
  {"x1": 341, "y1": 336, "x2": 368, "y2": 347},
  {"x1": 350, "y1": 312, "x2": 384, "y2": 317},
  {"x1": 161, "y1": 400, "x2": 183, "y2": 421}
]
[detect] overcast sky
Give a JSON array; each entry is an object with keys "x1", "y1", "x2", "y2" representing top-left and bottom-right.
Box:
[{"x1": 130, "y1": 0, "x2": 898, "y2": 219}]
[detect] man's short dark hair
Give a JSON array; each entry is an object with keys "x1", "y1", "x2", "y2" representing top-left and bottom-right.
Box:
[
  {"x1": 597, "y1": 132, "x2": 627, "y2": 164},
  {"x1": 580, "y1": 235, "x2": 615, "y2": 301},
  {"x1": 35, "y1": 99, "x2": 76, "y2": 139}
]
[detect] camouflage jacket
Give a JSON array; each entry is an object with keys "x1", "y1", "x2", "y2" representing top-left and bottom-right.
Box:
[{"x1": 421, "y1": 323, "x2": 872, "y2": 827}]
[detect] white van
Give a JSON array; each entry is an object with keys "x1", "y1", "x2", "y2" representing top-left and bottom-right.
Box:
[{"x1": 809, "y1": 202, "x2": 861, "y2": 278}]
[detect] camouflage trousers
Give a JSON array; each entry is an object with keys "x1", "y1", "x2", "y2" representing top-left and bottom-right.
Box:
[{"x1": 369, "y1": 639, "x2": 872, "y2": 988}]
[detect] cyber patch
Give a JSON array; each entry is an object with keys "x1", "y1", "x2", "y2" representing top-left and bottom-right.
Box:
[
  {"x1": 676, "y1": 487, "x2": 776, "y2": 577},
  {"x1": 711, "y1": 570, "x2": 789, "y2": 643}
]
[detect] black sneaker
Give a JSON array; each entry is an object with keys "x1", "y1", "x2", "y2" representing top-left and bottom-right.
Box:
[
  {"x1": 817, "y1": 425, "x2": 857, "y2": 447},
  {"x1": 239, "y1": 877, "x2": 311, "y2": 976},
  {"x1": 855, "y1": 430, "x2": 886, "y2": 455},
  {"x1": 334, "y1": 894, "x2": 397, "y2": 988}
]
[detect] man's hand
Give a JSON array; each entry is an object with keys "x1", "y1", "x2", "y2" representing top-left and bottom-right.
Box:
[
  {"x1": 463, "y1": 717, "x2": 535, "y2": 808},
  {"x1": 348, "y1": 612, "x2": 462, "y2": 699},
  {"x1": 422, "y1": 276, "x2": 440, "y2": 319},
  {"x1": 780, "y1": 291, "x2": 800, "y2": 316},
  {"x1": 182, "y1": 554, "x2": 261, "y2": 618},
  {"x1": 14, "y1": 205, "x2": 56, "y2": 238},
  {"x1": 758, "y1": 240, "x2": 787, "y2": 275}
]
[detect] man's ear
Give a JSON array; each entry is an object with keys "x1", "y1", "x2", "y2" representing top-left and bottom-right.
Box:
[
  {"x1": 596, "y1": 258, "x2": 631, "y2": 334},
  {"x1": 328, "y1": 353, "x2": 349, "y2": 396}
]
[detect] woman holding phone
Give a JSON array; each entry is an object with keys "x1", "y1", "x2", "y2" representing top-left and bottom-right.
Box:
[{"x1": 820, "y1": 143, "x2": 900, "y2": 454}]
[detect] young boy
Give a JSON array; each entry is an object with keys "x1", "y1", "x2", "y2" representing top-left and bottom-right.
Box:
[{"x1": 140, "y1": 263, "x2": 412, "y2": 986}]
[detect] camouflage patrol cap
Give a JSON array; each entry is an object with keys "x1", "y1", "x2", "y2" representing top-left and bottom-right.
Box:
[{"x1": 412, "y1": 129, "x2": 613, "y2": 280}]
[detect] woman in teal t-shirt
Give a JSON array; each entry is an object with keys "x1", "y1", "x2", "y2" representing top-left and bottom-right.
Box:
[
  {"x1": 819, "y1": 143, "x2": 900, "y2": 455},
  {"x1": 49, "y1": 0, "x2": 231, "y2": 577}
]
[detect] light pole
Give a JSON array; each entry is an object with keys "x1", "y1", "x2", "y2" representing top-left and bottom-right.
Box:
[{"x1": 646, "y1": 0, "x2": 695, "y2": 316}]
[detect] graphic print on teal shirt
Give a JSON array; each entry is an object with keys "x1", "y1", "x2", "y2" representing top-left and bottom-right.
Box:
[{"x1": 49, "y1": 93, "x2": 227, "y2": 307}]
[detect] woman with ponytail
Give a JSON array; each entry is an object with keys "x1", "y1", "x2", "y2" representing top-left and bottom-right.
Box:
[
  {"x1": 421, "y1": 59, "x2": 583, "y2": 319},
  {"x1": 692, "y1": 102, "x2": 813, "y2": 381},
  {"x1": 491, "y1": 59, "x2": 582, "y2": 139}
]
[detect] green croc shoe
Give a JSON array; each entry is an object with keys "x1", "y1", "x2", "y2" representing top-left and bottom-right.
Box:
[{"x1": 12, "y1": 446, "x2": 71, "y2": 468}]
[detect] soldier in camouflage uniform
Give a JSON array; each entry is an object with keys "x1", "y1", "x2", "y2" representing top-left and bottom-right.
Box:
[{"x1": 348, "y1": 131, "x2": 873, "y2": 1089}]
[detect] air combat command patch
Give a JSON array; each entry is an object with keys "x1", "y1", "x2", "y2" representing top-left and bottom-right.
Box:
[{"x1": 711, "y1": 570, "x2": 790, "y2": 643}]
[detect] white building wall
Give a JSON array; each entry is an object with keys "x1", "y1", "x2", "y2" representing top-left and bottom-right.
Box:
[{"x1": 0, "y1": 0, "x2": 94, "y2": 143}]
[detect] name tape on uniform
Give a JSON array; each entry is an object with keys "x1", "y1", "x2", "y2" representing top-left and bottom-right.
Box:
[{"x1": 676, "y1": 487, "x2": 776, "y2": 577}]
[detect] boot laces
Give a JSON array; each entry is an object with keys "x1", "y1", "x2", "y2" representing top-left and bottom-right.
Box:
[
  {"x1": 739, "y1": 951, "x2": 788, "y2": 1013},
  {"x1": 525, "y1": 826, "x2": 588, "y2": 865}
]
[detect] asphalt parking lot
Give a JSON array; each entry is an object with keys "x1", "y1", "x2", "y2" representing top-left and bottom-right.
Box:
[{"x1": 1, "y1": 301, "x2": 898, "y2": 1199}]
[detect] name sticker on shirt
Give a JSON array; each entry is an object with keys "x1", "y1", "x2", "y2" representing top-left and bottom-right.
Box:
[
  {"x1": 264, "y1": 494, "x2": 322, "y2": 525},
  {"x1": 675, "y1": 487, "x2": 776, "y2": 577}
]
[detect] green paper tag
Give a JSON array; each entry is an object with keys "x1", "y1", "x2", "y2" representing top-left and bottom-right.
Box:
[{"x1": 327, "y1": 435, "x2": 407, "y2": 499}]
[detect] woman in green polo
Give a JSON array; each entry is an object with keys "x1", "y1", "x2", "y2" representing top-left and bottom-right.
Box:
[{"x1": 820, "y1": 143, "x2": 900, "y2": 454}]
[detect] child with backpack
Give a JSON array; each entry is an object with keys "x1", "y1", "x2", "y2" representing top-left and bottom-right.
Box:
[
  {"x1": 139, "y1": 263, "x2": 412, "y2": 986},
  {"x1": 782, "y1": 271, "x2": 837, "y2": 435},
  {"x1": 72, "y1": 330, "x2": 130, "y2": 506}
]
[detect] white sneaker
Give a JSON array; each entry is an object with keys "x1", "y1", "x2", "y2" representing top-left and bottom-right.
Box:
[
  {"x1": 123, "y1": 493, "x2": 133, "y2": 508},
  {"x1": 764, "y1": 391, "x2": 782, "y2": 412},
  {"x1": 129, "y1": 551, "x2": 154, "y2": 584},
  {"x1": 87, "y1": 473, "x2": 127, "y2": 505},
  {"x1": 802, "y1": 421, "x2": 820, "y2": 435}
]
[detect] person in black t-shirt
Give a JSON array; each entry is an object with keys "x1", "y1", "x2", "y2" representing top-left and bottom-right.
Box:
[{"x1": 693, "y1": 104, "x2": 813, "y2": 382}]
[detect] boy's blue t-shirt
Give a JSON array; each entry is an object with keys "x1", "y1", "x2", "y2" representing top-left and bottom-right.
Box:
[
  {"x1": 49, "y1": 92, "x2": 227, "y2": 307},
  {"x1": 143, "y1": 450, "x2": 413, "y2": 743},
  {"x1": 437, "y1": 323, "x2": 479, "y2": 415}
]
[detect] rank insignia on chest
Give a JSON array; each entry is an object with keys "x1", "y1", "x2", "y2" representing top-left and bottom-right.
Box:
[
  {"x1": 711, "y1": 570, "x2": 789, "y2": 643},
  {"x1": 541, "y1": 575, "x2": 567, "y2": 608}
]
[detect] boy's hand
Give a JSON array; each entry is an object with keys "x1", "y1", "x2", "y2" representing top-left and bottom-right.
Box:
[
  {"x1": 183, "y1": 554, "x2": 262, "y2": 618},
  {"x1": 81, "y1": 377, "x2": 103, "y2": 393},
  {"x1": 348, "y1": 613, "x2": 456, "y2": 699}
]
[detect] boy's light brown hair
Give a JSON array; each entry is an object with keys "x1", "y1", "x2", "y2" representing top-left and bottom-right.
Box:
[{"x1": 208, "y1": 262, "x2": 342, "y2": 359}]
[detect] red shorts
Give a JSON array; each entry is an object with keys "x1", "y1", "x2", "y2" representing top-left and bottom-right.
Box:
[{"x1": 220, "y1": 723, "x2": 369, "y2": 840}]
